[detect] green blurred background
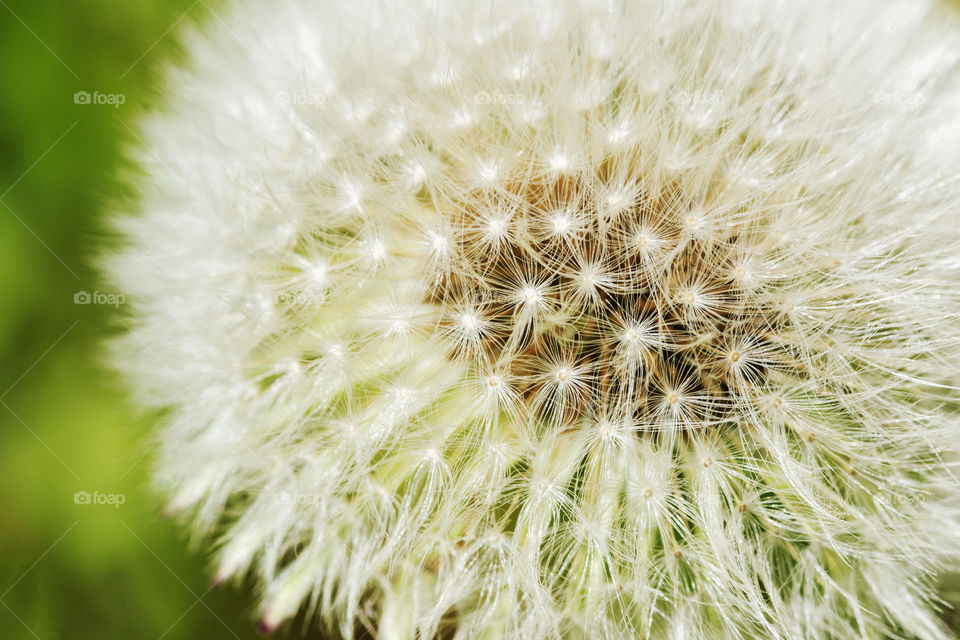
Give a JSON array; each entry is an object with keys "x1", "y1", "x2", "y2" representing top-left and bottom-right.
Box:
[
  {"x1": 1, "y1": 1, "x2": 959, "y2": 639},
  {"x1": 0, "y1": 1, "x2": 325, "y2": 638}
]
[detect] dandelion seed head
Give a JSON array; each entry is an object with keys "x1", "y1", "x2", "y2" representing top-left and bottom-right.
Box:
[{"x1": 107, "y1": 0, "x2": 960, "y2": 638}]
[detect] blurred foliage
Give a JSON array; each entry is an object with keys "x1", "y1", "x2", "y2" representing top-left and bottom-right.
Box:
[{"x1": 0, "y1": 1, "x2": 324, "y2": 638}]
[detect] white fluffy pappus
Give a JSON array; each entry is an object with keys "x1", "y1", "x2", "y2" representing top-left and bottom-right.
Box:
[{"x1": 106, "y1": 0, "x2": 960, "y2": 638}]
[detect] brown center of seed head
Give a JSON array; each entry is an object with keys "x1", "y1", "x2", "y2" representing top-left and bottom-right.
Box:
[{"x1": 430, "y1": 165, "x2": 772, "y2": 429}]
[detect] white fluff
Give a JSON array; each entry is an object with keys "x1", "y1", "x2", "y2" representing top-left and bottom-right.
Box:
[{"x1": 107, "y1": 0, "x2": 960, "y2": 638}]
